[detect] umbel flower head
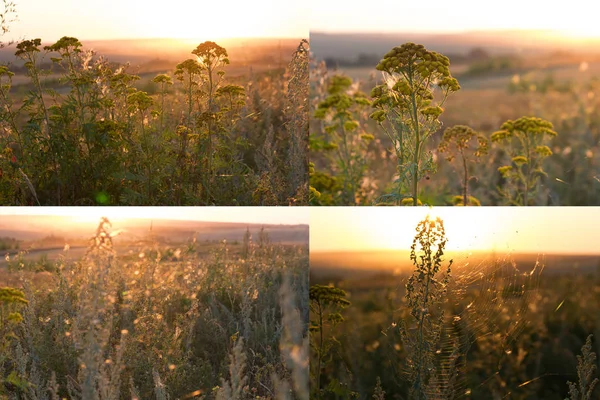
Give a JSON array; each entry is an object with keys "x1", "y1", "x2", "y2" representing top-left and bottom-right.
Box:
[
  {"x1": 44, "y1": 36, "x2": 83, "y2": 53},
  {"x1": 309, "y1": 284, "x2": 351, "y2": 309},
  {"x1": 0, "y1": 65, "x2": 14, "y2": 78},
  {"x1": 127, "y1": 90, "x2": 154, "y2": 113},
  {"x1": 491, "y1": 116, "x2": 557, "y2": 166},
  {"x1": 0, "y1": 287, "x2": 28, "y2": 306},
  {"x1": 174, "y1": 59, "x2": 202, "y2": 81},
  {"x1": 192, "y1": 41, "x2": 229, "y2": 66},
  {"x1": 491, "y1": 116, "x2": 557, "y2": 205},
  {"x1": 315, "y1": 75, "x2": 371, "y2": 119},
  {"x1": 491, "y1": 116, "x2": 557, "y2": 143},
  {"x1": 152, "y1": 74, "x2": 173, "y2": 85},
  {"x1": 15, "y1": 38, "x2": 42, "y2": 57},
  {"x1": 370, "y1": 43, "x2": 459, "y2": 124},
  {"x1": 439, "y1": 125, "x2": 489, "y2": 161},
  {"x1": 375, "y1": 42, "x2": 459, "y2": 87}
]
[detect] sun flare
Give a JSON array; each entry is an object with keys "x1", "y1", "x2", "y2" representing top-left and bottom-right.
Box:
[
  {"x1": 358, "y1": 208, "x2": 495, "y2": 253},
  {"x1": 310, "y1": 208, "x2": 600, "y2": 256},
  {"x1": 10, "y1": 0, "x2": 307, "y2": 42}
]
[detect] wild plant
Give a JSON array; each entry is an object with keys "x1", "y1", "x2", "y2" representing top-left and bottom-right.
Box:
[
  {"x1": 0, "y1": 0, "x2": 16, "y2": 46},
  {"x1": 313, "y1": 75, "x2": 373, "y2": 205},
  {"x1": 309, "y1": 284, "x2": 351, "y2": 399},
  {"x1": 254, "y1": 122, "x2": 281, "y2": 206},
  {"x1": 0, "y1": 218, "x2": 309, "y2": 398},
  {"x1": 370, "y1": 43, "x2": 460, "y2": 205},
  {"x1": 399, "y1": 215, "x2": 453, "y2": 399},
  {"x1": 566, "y1": 335, "x2": 598, "y2": 400},
  {"x1": 438, "y1": 125, "x2": 489, "y2": 206},
  {"x1": 216, "y1": 337, "x2": 248, "y2": 400},
  {"x1": 491, "y1": 116, "x2": 557, "y2": 205},
  {"x1": 0, "y1": 287, "x2": 27, "y2": 378},
  {"x1": 284, "y1": 39, "x2": 309, "y2": 204},
  {"x1": 0, "y1": 34, "x2": 308, "y2": 205},
  {"x1": 274, "y1": 273, "x2": 309, "y2": 400},
  {"x1": 372, "y1": 377, "x2": 385, "y2": 400},
  {"x1": 152, "y1": 73, "x2": 173, "y2": 130}
]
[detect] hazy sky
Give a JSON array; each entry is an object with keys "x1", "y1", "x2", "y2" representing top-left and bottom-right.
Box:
[
  {"x1": 0, "y1": 207, "x2": 309, "y2": 225},
  {"x1": 310, "y1": 0, "x2": 600, "y2": 38},
  {"x1": 310, "y1": 207, "x2": 600, "y2": 255},
  {"x1": 3, "y1": 0, "x2": 307, "y2": 42}
]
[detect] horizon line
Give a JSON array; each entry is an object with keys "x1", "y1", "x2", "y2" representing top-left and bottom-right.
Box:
[
  {"x1": 310, "y1": 248, "x2": 600, "y2": 257},
  {"x1": 310, "y1": 29, "x2": 600, "y2": 38},
  {"x1": 3, "y1": 35, "x2": 307, "y2": 44},
  {"x1": 0, "y1": 214, "x2": 309, "y2": 226}
]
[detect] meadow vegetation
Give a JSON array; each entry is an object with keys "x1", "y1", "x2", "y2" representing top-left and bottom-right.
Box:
[
  {"x1": 0, "y1": 31, "x2": 308, "y2": 205},
  {"x1": 310, "y1": 42, "x2": 600, "y2": 205},
  {"x1": 0, "y1": 218, "x2": 309, "y2": 399},
  {"x1": 309, "y1": 215, "x2": 599, "y2": 399}
]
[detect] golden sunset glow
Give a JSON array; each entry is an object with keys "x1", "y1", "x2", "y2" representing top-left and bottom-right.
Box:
[
  {"x1": 0, "y1": 207, "x2": 309, "y2": 225},
  {"x1": 310, "y1": 207, "x2": 600, "y2": 255},
  {"x1": 310, "y1": 0, "x2": 600, "y2": 40},
  {"x1": 8, "y1": 0, "x2": 306, "y2": 42}
]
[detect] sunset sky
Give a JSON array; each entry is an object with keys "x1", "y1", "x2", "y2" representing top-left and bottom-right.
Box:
[
  {"x1": 4, "y1": 0, "x2": 307, "y2": 42},
  {"x1": 0, "y1": 207, "x2": 309, "y2": 225},
  {"x1": 310, "y1": 0, "x2": 600, "y2": 39},
  {"x1": 310, "y1": 207, "x2": 600, "y2": 255}
]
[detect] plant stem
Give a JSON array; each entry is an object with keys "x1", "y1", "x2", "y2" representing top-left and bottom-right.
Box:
[
  {"x1": 317, "y1": 299, "x2": 324, "y2": 399},
  {"x1": 461, "y1": 148, "x2": 468, "y2": 206},
  {"x1": 408, "y1": 64, "x2": 420, "y2": 206},
  {"x1": 415, "y1": 247, "x2": 432, "y2": 399},
  {"x1": 524, "y1": 133, "x2": 531, "y2": 206}
]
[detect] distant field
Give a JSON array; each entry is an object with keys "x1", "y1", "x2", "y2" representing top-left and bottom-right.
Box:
[
  {"x1": 309, "y1": 247, "x2": 600, "y2": 399},
  {"x1": 0, "y1": 37, "x2": 300, "y2": 68},
  {"x1": 328, "y1": 61, "x2": 600, "y2": 91},
  {"x1": 311, "y1": 250, "x2": 600, "y2": 283},
  {"x1": 0, "y1": 216, "x2": 309, "y2": 244},
  {"x1": 4, "y1": 38, "x2": 298, "y2": 96}
]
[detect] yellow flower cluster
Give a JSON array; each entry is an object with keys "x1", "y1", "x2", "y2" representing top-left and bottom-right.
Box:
[
  {"x1": 0, "y1": 65, "x2": 13, "y2": 77},
  {"x1": 375, "y1": 43, "x2": 459, "y2": 92},
  {"x1": 439, "y1": 125, "x2": 489, "y2": 160},
  {"x1": 535, "y1": 145, "x2": 552, "y2": 157},
  {"x1": 498, "y1": 165, "x2": 513, "y2": 177},
  {"x1": 44, "y1": 36, "x2": 83, "y2": 53},
  {"x1": 511, "y1": 156, "x2": 528, "y2": 166},
  {"x1": 15, "y1": 38, "x2": 42, "y2": 56},
  {"x1": 496, "y1": 116, "x2": 557, "y2": 138},
  {"x1": 421, "y1": 106, "x2": 443, "y2": 118},
  {"x1": 377, "y1": 43, "x2": 444, "y2": 73}
]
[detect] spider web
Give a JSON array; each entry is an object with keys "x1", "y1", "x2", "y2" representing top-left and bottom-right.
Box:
[{"x1": 392, "y1": 250, "x2": 544, "y2": 399}]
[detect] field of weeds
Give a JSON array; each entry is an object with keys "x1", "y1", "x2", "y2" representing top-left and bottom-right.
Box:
[
  {"x1": 0, "y1": 34, "x2": 308, "y2": 206},
  {"x1": 309, "y1": 216, "x2": 599, "y2": 399},
  {"x1": 0, "y1": 218, "x2": 309, "y2": 399},
  {"x1": 310, "y1": 45, "x2": 600, "y2": 206}
]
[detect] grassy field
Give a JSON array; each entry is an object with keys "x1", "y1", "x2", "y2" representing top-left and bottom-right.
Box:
[
  {"x1": 310, "y1": 248, "x2": 600, "y2": 399},
  {"x1": 0, "y1": 217, "x2": 309, "y2": 399},
  {"x1": 310, "y1": 44, "x2": 600, "y2": 206},
  {"x1": 0, "y1": 36, "x2": 308, "y2": 206}
]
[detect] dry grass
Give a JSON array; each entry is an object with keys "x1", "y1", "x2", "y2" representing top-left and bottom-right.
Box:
[{"x1": 0, "y1": 218, "x2": 309, "y2": 399}]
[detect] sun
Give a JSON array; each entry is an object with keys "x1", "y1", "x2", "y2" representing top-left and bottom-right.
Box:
[
  {"x1": 129, "y1": 1, "x2": 305, "y2": 40},
  {"x1": 351, "y1": 208, "x2": 498, "y2": 253},
  {"x1": 10, "y1": 0, "x2": 306, "y2": 43}
]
